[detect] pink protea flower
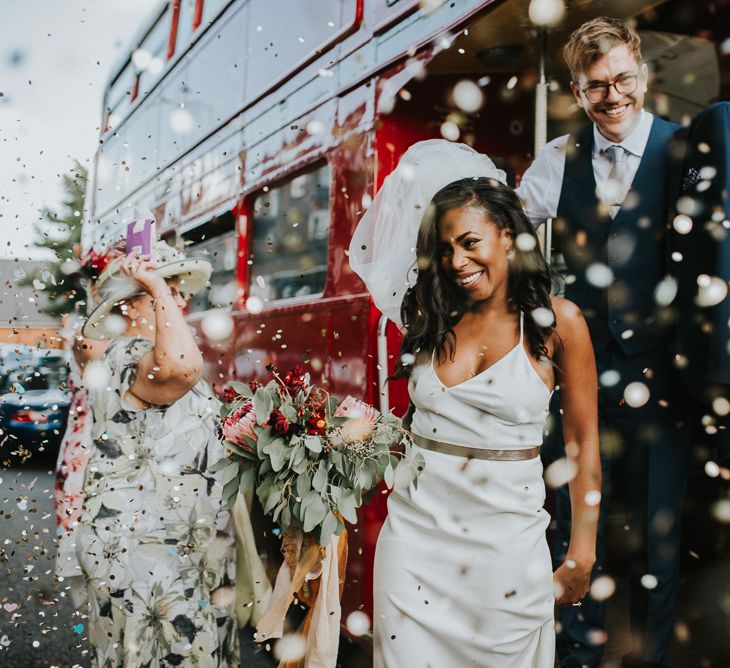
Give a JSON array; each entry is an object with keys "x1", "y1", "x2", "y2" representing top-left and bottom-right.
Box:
[
  {"x1": 222, "y1": 403, "x2": 257, "y2": 449},
  {"x1": 334, "y1": 396, "x2": 380, "y2": 424},
  {"x1": 334, "y1": 396, "x2": 381, "y2": 446}
]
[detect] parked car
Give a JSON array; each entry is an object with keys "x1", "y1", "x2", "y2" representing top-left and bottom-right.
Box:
[
  {"x1": 0, "y1": 388, "x2": 71, "y2": 462},
  {"x1": 0, "y1": 349, "x2": 71, "y2": 463}
]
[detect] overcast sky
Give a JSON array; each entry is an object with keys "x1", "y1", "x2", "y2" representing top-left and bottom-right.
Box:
[{"x1": 0, "y1": 0, "x2": 164, "y2": 260}]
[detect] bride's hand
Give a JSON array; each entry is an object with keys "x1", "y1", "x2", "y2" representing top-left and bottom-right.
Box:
[{"x1": 553, "y1": 556, "x2": 593, "y2": 606}]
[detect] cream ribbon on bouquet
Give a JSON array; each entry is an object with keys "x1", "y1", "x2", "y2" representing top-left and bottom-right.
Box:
[
  {"x1": 255, "y1": 526, "x2": 345, "y2": 668},
  {"x1": 232, "y1": 492, "x2": 272, "y2": 627}
]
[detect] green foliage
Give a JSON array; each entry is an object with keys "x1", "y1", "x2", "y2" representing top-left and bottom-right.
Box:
[
  {"x1": 216, "y1": 367, "x2": 426, "y2": 545},
  {"x1": 19, "y1": 161, "x2": 90, "y2": 317}
]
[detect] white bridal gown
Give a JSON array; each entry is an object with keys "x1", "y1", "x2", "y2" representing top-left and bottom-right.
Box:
[{"x1": 374, "y1": 313, "x2": 555, "y2": 667}]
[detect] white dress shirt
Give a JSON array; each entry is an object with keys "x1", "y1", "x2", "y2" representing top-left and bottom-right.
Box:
[{"x1": 516, "y1": 109, "x2": 655, "y2": 226}]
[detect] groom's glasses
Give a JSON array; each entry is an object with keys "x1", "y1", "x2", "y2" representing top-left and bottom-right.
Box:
[{"x1": 578, "y1": 72, "x2": 641, "y2": 103}]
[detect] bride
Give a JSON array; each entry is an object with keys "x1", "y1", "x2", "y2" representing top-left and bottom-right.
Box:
[{"x1": 349, "y1": 140, "x2": 600, "y2": 667}]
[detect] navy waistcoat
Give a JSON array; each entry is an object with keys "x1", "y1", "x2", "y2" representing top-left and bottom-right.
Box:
[{"x1": 556, "y1": 116, "x2": 680, "y2": 357}]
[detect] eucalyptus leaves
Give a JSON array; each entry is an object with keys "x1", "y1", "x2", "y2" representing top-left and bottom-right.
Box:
[{"x1": 213, "y1": 366, "x2": 425, "y2": 545}]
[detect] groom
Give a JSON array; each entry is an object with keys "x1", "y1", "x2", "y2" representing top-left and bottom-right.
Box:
[{"x1": 517, "y1": 17, "x2": 689, "y2": 668}]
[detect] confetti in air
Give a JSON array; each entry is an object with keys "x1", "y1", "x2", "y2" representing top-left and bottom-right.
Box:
[
  {"x1": 346, "y1": 611, "x2": 371, "y2": 636},
  {"x1": 623, "y1": 382, "x2": 650, "y2": 408},
  {"x1": 452, "y1": 80, "x2": 484, "y2": 113},
  {"x1": 82, "y1": 360, "x2": 109, "y2": 391},
  {"x1": 585, "y1": 263, "x2": 614, "y2": 288},
  {"x1": 590, "y1": 575, "x2": 616, "y2": 601},
  {"x1": 531, "y1": 307, "x2": 555, "y2": 328},
  {"x1": 528, "y1": 0, "x2": 566, "y2": 26},
  {"x1": 599, "y1": 369, "x2": 621, "y2": 387},
  {"x1": 169, "y1": 107, "x2": 194, "y2": 135},
  {"x1": 515, "y1": 233, "x2": 537, "y2": 252},
  {"x1": 245, "y1": 295, "x2": 264, "y2": 314},
  {"x1": 273, "y1": 633, "x2": 307, "y2": 662},
  {"x1": 201, "y1": 310, "x2": 234, "y2": 341},
  {"x1": 545, "y1": 457, "x2": 578, "y2": 488},
  {"x1": 439, "y1": 121, "x2": 460, "y2": 141},
  {"x1": 695, "y1": 275, "x2": 727, "y2": 307}
]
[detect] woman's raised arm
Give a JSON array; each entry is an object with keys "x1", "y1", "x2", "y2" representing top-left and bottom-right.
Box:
[{"x1": 122, "y1": 256, "x2": 203, "y2": 407}]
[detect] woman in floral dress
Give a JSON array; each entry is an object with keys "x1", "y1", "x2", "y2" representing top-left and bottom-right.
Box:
[{"x1": 78, "y1": 245, "x2": 238, "y2": 667}]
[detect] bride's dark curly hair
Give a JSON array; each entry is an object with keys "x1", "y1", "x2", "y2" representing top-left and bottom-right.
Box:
[{"x1": 396, "y1": 177, "x2": 555, "y2": 375}]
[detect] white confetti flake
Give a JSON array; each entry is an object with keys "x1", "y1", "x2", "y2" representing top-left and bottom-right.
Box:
[
  {"x1": 695, "y1": 275, "x2": 727, "y2": 307},
  {"x1": 672, "y1": 215, "x2": 693, "y2": 235},
  {"x1": 83, "y1": 360, "x2": 110, "y2": 391},
  {"x1": 586, "y1": 263, "x2": 613, "y2": 288},
  {"x1": 131, "y1": 48, "x2": 152, "y2": 70},
  {"x1": 103, "y1": 314, "x2": 127, "y2": 338},
  {"x1": 516, "y1": 232, "x2": 537, "y2": 252},
  {"x1": 712, "y1": 397, "x2": 730, "y2": 417},
  {"x1": 528, "y1": 0, "x2": 565, "y2": 26},
  {"x1": 585, "y1": 490, "x2": 601, "y2": 507},
  {"x1": 170, "y1": 107, "x2": 194, "y2": 135},
  {"x1": 640, "y1": 574, "x2": 658, "y2": 590},
  {"x1": 201, "y1": 310, "x2": 234, "y2": 341},
  {"x1": 439, "y1": 121, "x2": 460, "y2": 141},
  {"x1": 245, "y1": 295, "x2": 264, "y2": 314},
  {"x1": 590, "y1": 575, "x2": 616, "y2": 601},
  {"x1": 531, "y1": 307, "x2": 555, "y2": 328},
  {"x1": 273, "y1": 633, "x2": 307, "y2": 662},
  {"x1": 306, "y1": 120, "x2": 325, "y2": 135},
  {"x1": 705, "y1": 461, "x2": 721, "y2": 478},
  {"x1": 346, "y1": 610, "x2": 371, "y2": 637},
  {"x1": 452, "y1": 79, "x2": 484, "y2": 113},
  {"x1": 599, "y1": 370, "x2": 621, "y2": 387},
  {"x1": 623, "y1": 381, "x2": 650, "y2": 408},
  {"x1": 654, "y1": 276, "x2": 678, "y2": 306},
  {"x1": 545, "y1": 457, "x2": 577, "y2": 488}
]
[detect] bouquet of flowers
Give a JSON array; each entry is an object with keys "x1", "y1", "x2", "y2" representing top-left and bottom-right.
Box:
[
  {"x1": 214, "y1": 365, "x2": 424, "y2": 663},
  {"x1": 213, "y1": 364, "x2": 424, "y2": 545}
]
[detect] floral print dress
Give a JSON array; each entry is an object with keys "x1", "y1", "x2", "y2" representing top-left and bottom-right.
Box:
[{"x1": 77, "y1": 337, "x2": 239, "y2": 668}]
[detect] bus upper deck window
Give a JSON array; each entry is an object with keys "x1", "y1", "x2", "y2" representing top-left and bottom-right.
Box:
[
  {"x1": 249, "y1": 164, "x2": 331, "y2": 303},
  {"x1": 183, "y1": 212, "x2": 237, "y2": 314}
]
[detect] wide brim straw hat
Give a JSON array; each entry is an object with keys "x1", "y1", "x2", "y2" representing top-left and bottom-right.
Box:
[{"x1": 82, "y1": 241, "x2": 212, "y2": 340}]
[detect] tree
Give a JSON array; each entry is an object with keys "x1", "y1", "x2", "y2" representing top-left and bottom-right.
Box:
[{"x1": 22, "y1": 161, "x2": 89, "y2": 317}]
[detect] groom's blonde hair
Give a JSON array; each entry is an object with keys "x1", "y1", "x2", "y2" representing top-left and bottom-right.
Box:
[{"x1": 563, "y1": 16, "x2": 643, "y2": 81}]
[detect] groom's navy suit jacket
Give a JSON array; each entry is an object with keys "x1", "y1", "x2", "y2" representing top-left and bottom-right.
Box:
[
  {"x1": 670, "y1": 102, "x2": 730, "y2": 397},
  {"x1": 555, "y1": 116, "x2": 680, "y2": 359}
]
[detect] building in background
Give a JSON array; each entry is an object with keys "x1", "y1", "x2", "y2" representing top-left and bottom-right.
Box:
[{"x1": 0, "y1": 259, "x2": 61, "y2": 349}]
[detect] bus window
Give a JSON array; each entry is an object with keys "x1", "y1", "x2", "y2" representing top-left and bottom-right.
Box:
[
  {"x1": 249, "y1": 164, "x2": 331, "y2": 303},
  {"x1": 184, "y1": 3, "x2": 247, "y2": 143},
  {"x1": 173, "y1": 0, "x2": 199, "y2": 55},
  {"x1": 184, "y1": 212, "x2": 238, "y2": 313},
  {"x1": 105, "y1": 63, "x2": 136, "y2": 131},
  {"x1": 201, "y1": 0, "x2": 232, "y2": 28},
  {"x1": 245, "y1": 0, "x2": 355, "y2": 102},
  {"x1": 136, "y1": 11, "x2": 170, "y2": 98}
]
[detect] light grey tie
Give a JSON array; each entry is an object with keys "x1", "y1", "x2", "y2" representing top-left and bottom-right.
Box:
[{"x1": 604, "y1": 145, "x2": 629, "y2": 218}]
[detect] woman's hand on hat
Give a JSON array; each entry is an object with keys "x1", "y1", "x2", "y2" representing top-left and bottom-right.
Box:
[{"x1": 120, "y1": 254, "x2": 168, "y2": 298}]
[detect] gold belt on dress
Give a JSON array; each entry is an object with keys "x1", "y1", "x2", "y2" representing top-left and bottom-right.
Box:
[{"x1": 411, "y1": 433, "x2": 541, "y2": 461}]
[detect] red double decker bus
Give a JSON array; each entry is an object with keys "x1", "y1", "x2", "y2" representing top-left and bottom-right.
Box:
[{"x1": 83, "y1": 0, "x2": 726, "y2": 639}]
